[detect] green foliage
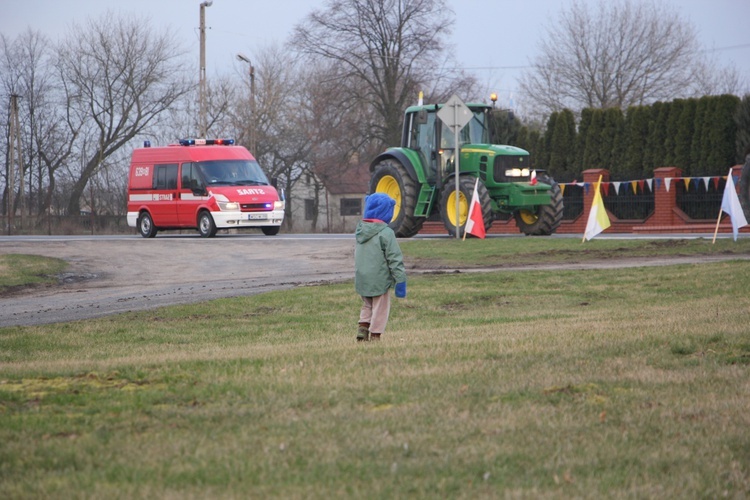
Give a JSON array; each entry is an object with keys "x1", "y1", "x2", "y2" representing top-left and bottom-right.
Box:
[
  {"x1": 547, "y1": 109, "x2": 577, "y2": 181},
  {"x1": 663, "y1": 99, "x2": 684, "y2": 167},
  {"x1": 735, "y1": 94, "x2": 750, "y2": 162},
  {"x1": 691, "y1": 96, "x2": 710, "y2": 171},
  {"x1": 488, "y1": 109, "x2": 521, "y2": 145},
  {"x1": 674, "y1": 98, "x2": 697, "y2": 174},
  {"x1": 602, "y1": 108, "x2": 625, "y2": 172},
  {"x1": 704, "y1": 94, "x2": 741, "y2": 175},
  {"x1": 622, "y1": 106, "x2": 652, "y2": 179},
  {"x1": 562, "y1": 95, "x2": 743, "y2": 178},
  {"x1": 647, "y1": 101, "x2": 670, "y2": 170},
  {"x1": 575, "y1": 108, "x2": 593, "y2": 168},
  {"x1": 583, "y1": 109, "x2": 605, "y2": 168},
  {"x1": 537, "y1": 111, "x2": 558, "y2": 169}
]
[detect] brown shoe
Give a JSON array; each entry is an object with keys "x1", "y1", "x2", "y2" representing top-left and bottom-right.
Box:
[{"x1": 357, "y1": 325, "x2": 370, "y2": 342}]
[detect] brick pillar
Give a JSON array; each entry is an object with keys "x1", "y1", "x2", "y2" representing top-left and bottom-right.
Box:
[{"x1": 648, "y1": 166, "x2": 682, "y2": 227}]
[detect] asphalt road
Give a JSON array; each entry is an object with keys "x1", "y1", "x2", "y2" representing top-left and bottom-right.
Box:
[
  {"x1": 0, "y1": 234, "x2": 356, "y2": 327},
  {"x1": 1, "y1": 232, "x2": 746, "y2": 328}
]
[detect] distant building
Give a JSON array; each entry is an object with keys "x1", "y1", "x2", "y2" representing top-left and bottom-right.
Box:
[{"x1": 288, "y1": 161, "x2": 370, "y2": 233}]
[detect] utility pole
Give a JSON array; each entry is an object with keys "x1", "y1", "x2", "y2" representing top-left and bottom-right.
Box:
[
  {"x1": 7, "y1": 94, "x2": 24, "y2": 234},
  {"x1": 199, "y1": 1, "x2": 213, "y2": 138},
  {"x1": 236, "y1": 53, "x2": 256, "y2": 154}
]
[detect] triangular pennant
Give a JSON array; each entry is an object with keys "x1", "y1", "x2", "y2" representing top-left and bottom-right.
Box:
[
  {"x1": 683, "y1": 177, "x2": 691, "y2": 190},
  {"x1": 646, "y1": 179, "x2": 653, "y2": 191},
  {"x1": 713, "y1": 177, "x2": 720, "y2": 190},
  {"x1": 631, "y1": 181, "x2": 638, "y2": 194},
  {"x1": 638, "y1": 180, "x2": 645, "y2": 193},
  {"x1": 602, "y1": 182, "x2": 610, "y2": 194},
  {"x1": 702, "y1": 177, "x2": 711, "y2": 190},
  {"x1": 613, "y1": 181, "x2": 621, "y2": 194},
  {"x1": 665, "y1": 178, "x2": 672, "y2": 192},
  {"x1": 560, "y1": 184, "x2": 566, "y2": 196},
  {"x1": 654, "y1": 178, "x2": 662, "y2": 190}
]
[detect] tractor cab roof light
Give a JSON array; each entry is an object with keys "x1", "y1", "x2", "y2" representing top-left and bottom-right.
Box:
[{"x1": 178, "y1": 138, "x2": 235, "y2": 146}]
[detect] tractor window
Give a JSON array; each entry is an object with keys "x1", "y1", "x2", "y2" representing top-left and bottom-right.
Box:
[
  {"x1": 440, "y1": 110, "x2": 489, "y2": 148},
  {"x1": 406, "y1": 111, "x2": 438, "y2": 181},
  {"x1": 468, "y1": 110, "x2": 489, "y2": 144}
]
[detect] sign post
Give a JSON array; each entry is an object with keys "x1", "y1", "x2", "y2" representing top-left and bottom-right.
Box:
[{"x1": 437, "y1": 94, "x2": 472, "y2": 239}]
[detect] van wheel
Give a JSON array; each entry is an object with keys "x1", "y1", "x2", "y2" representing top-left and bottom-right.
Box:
[
  {"x1": 198, "y1": 211, "x2": 217, "y2": 238},
  {"x1": 138, "y1": 212, "x2": 157, "y2": 238},
  {"x1": 262, "y1": 226, "x2": 280, "y2": 236}
]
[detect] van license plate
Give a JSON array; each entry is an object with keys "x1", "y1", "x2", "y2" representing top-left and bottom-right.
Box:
[{"x1": 248, "y1": 213, "x2": 267, "y2": 220}]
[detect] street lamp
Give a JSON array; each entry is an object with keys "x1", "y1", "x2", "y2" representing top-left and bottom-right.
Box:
[
  {"x1": 237, "y1": 53, "x2": 256, "y2": 154},
  {"x1": 199, "y1": 0, "x2": 213, "y2": 138}
]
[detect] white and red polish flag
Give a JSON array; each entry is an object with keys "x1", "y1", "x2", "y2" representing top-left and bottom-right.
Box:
[{"x1": 465, "y1": 178, "x2": 486, "y2": 239}]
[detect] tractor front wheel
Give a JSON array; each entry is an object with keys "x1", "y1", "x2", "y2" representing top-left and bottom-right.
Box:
[
  {"x1": 514, "y1": 174, "x2": 563, "y2": 235},
  {"x1": 439, "y1": 176, "x2": 493, "y2": 237},
  {"x1": 369, "y1": 159, "x2": 425, "y2": 238}
]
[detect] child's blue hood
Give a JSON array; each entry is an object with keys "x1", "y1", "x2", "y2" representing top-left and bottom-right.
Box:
[{"x1": 363, "y1": 193, "x2": 395, "y2": 223}]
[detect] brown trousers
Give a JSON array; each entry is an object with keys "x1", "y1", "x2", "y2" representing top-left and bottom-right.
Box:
[{"x1": 359, "y1": 293, "x2": 391, "y2": 334}]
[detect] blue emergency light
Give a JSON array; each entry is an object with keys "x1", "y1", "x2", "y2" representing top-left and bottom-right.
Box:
[{"x1": 179, "y1": 138, "x2": 235, "y2": 146}]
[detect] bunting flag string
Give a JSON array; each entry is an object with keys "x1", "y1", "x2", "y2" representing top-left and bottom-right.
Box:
[{"x1": 560, "y1": 174, "x2": 733, "y2": 195}]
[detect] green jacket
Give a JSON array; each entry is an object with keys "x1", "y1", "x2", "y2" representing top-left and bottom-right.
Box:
[{"x1": 354, "y1": 220, "x2": 406, "y2": 297}]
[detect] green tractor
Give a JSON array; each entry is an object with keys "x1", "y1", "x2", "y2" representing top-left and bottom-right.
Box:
[{"x1": 369, "y1": 101, "x2": 563, "y2": 237}]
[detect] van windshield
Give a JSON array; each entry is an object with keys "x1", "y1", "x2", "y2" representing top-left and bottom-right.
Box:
[{"x1": 198, "y1": 160, "x2": 270, "y2": 186}]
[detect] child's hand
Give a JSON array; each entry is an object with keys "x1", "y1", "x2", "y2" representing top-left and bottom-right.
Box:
[{"x1": 395, "y1": 282, "x2": 407, "y2": 298}]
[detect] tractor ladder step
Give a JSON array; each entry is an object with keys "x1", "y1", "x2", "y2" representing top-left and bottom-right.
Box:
[{"x1": 414, "y1": 185, "x2": 435, "y2": 217}]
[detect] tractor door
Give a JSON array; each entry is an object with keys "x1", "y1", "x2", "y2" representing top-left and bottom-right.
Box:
[{"x1": 405, "y1": 111, "x2": 439, "y2": 184}]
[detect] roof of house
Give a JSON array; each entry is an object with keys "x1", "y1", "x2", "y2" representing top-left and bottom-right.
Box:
[{"x1": 314, "y1": 161, "x2": 371, "y2": 196}]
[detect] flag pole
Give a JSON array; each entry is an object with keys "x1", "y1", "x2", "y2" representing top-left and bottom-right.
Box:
[
  {"x1": 583, "y1": 175, "x2": 603, "y2": 243},
  {"x1": 712, "y1": 208, "x2": 722, "y2": 245}
]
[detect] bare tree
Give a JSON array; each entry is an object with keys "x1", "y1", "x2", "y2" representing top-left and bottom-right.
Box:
[
  {"x1": 56, "y1": 12, "x2": 192, "y2": 215},
  {"x1": 520, "y1": 0, "x2": 702, "y2": 115},
  {"x1": 291, "y1": 0, "x2": 461, "y2": 147}
]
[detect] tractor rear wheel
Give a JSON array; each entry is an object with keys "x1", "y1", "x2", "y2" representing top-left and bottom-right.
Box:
[
  {"x1": 369, "y1": 159, "x2": 425, "y2": 238},
  {"x1": 514, "y1": 174, "x2": 563, "y2": 235},
  {"x1": 439, "y1": 176, "x2": 493, "y2": 237},
  {"x1": 740, "y1": 155, "x2": 750, "y2": 221}
]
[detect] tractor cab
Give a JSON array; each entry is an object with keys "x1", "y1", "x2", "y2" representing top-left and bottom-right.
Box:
[{"x1": 401, "y1": 104, "x2": 491, "y2": 184}]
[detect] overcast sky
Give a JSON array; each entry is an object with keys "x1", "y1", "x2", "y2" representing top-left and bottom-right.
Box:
[{"x1": 2, "y1": 0, "x2": 749, "y2": 108}]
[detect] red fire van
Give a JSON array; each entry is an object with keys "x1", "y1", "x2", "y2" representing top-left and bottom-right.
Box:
[{"x1": 126, "y1": 139, "x2": 284, "y2": 237}]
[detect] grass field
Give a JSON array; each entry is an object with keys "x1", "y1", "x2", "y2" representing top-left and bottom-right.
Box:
[{"x1": 1, "y1": 239, "x2": 749, "y2": 498}]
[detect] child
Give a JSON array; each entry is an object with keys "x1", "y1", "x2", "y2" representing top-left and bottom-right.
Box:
[{"x1": 354, "y1": 193, "x2": 407, "y2": 341}]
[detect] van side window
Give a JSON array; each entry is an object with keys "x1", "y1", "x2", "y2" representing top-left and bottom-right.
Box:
[
  {"x1": 181, "y1": 163, "x2": 204, "y2": 191},
  {"x1": 154, "y1": 164, "x2": 178, "y2": 190}
]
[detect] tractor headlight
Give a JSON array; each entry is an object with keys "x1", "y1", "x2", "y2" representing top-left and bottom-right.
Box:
[
  {"x1": 273, "y1": 200, "x2": 285, "y2": 210},
  {"x1": 505, "y1": 168, "x2": 530, "y2": 177}
]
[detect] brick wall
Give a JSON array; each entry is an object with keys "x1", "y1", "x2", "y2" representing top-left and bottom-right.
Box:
[{"x1": 418, "y1": 166, "x2": 749, "y2": 236}]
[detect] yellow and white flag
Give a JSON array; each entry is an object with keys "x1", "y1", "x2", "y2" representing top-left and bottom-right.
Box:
[{"x1": 583, "y1": 175, "x2": 611, "y2": 241}]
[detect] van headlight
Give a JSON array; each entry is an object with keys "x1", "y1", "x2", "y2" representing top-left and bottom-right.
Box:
[
  {"x1": 218, "y1": 201, "x2": 240, "y2": 211},
  {"x1": 274, "y1": 200, "x2": 285, "y2": 210}
]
